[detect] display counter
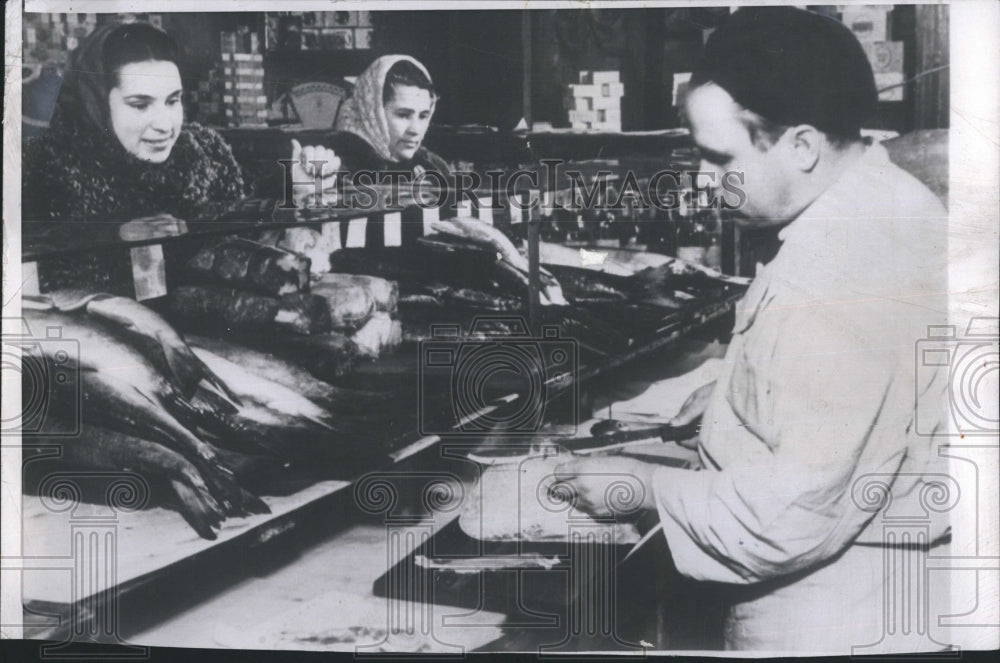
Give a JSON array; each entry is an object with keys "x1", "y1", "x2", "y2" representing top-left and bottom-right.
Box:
[{"x1": 18, "y1": 129, "x2": 748, "y2": 647}]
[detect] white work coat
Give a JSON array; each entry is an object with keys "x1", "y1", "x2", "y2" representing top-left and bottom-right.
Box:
[{"x1": 652, "y1": 143, "x2": 953, "y2": 653}]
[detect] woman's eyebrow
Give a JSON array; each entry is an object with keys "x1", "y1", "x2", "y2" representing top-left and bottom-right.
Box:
[{"x1": 122, "y1": 94, "x2": 156, "y2": 101}]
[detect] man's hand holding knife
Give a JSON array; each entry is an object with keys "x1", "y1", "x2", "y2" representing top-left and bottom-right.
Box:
[{"x1": 553, "y1": 381, "x2": 716, "y2": 519}]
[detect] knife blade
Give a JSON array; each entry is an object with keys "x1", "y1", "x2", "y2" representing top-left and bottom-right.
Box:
[{"x1": 561, "y1": 421, "x2": 700, "y2": 454}]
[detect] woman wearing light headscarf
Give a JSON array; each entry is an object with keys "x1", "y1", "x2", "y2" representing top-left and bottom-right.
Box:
[{"x1": 290, "y1": 55, "x2": 451, "y2": 195}]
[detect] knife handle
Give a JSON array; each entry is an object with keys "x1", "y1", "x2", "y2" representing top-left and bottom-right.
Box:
[{"x1": 655, "y1": 421, "x2": 700, "y2": 442}]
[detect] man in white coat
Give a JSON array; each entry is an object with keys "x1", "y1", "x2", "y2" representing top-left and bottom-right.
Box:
[{"x1": 556, "y1": 6, "x2": 952, "y2": 654}]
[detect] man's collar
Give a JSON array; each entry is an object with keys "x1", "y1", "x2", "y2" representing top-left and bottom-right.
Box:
[{"x1": 777, "y1": 141, "x2": 889, "y2": 244}]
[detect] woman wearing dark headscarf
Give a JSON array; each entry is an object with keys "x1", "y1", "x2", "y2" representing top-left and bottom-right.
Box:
[
  {"x1": 290, "y1": 55, "x2": 451, "y2": 196},
  {"x1": 22, "y1": 22, "x2": 247, "y2": 221}
]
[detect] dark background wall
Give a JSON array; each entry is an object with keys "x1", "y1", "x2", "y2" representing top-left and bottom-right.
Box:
[{"x1": 24, "y1": 6, "x2": 951, "y2": 134}]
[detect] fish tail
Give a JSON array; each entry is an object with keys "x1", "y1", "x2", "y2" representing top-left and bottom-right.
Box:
[
  {"x1": 164, "y1": 343, "x2": 243, "y2": 406},
  {"x1": 159, "y1": 404, "x2": 243, "y2": 515},
  {"x1": 238, "y1": 488, "x2": 271, "y2": 516},
  {"x1": 195, "y1": 455, "x2": 242, "y2": 516},
  {"x1": 216, "y1": 417, "x2": 290, "y2": 460},
  {"x1": 304, "y1": 413, "x2": 339, "y2": 432},
  {"x1": 168, "y1": 479, "x2": 224, "y2": 540}
]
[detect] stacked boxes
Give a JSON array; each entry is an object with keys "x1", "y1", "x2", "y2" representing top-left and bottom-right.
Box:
[
  {"x1": 24, "y1": 12, "x2": 100, "y2": 64},
  {"x1": 840, "y1": 5, "x2": 890, "y2": 44},
  {"x1": 186, "y1": 75, "x2": 223, "y2": 126},
  {"x1": 840, "y1": 5, "x2": 904, "y2": 101},
  {"x1": 265, "y1": 11, "x2": 373, "y2": 51},
  {"x1": 865, "y1": 40, "x2": 905, "y2": 101},
  {"x1": 568, "y1": 71, "x2": 624, "y2": 132},
  {"x1": 188, "y1": 28, "x2": 267, "y2": 127},
  {"x1": 221, "y1": 51, "x2": 267, "y2": 127}
]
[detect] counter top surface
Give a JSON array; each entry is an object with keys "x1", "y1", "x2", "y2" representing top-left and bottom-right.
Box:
[{"x1": 111, "y1": 338, "x2": 721, "y2": 652}]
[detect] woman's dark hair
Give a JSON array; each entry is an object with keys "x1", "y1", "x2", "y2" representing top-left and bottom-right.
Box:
[
  {"x1": 101, "y1": 22, "x2": 181, "y2": 89},
  {"x1": 383, "y1": 60, "x2": 435, "y2": 104},
  {"x1": 49, "y1": 21, "x2": 183, "y2": 136}
]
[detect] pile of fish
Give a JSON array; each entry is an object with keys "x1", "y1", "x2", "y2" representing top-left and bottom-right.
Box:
[
  {"x1": 320, "y1": 216, "x2": 743, "y2": 357},
  {"x1": 167, "y1": 237, "x2": 402, "y2": 370},
  {"x1": 22, "y1": 290, "x2": 392, "y2": 540}
]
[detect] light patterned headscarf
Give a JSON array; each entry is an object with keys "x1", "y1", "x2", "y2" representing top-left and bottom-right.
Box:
[{"x1": 335, "y1": 55, "x2": 437, "y2": 162}]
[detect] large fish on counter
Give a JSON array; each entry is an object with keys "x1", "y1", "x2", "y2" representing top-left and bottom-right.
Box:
[
  {"x1": 184, "y1": 334, "x2": 386, "y2": 414},
  {"x1": 185, "y1": 347, "x2": 386, "y2": 466},
  {"x1": 191, "y1": 347, "x2": 337, "y2": 430},
  {"x1": 26, "y1": 420, "x2": 228, "y2": 539},
  {"x1": 166, "y1": 285, "x2": 333, "y2": 336},
  {"x1": 186, "y1": 237, "x2": 311, "y2": 296},
  {"x1": 40, "y1": 290, "x2": 240, "y2": 402},
  {"x1": 21, "y1": 307, "x2": 268, "y2": 519},
  {"x1": 427, "y1": 217, "x2": 568, "y2": 305}
]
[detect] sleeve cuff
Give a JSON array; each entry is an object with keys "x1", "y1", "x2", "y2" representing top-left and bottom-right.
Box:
[{"x1": 650, "y1": 466, "x2": 750, "y2": 584}]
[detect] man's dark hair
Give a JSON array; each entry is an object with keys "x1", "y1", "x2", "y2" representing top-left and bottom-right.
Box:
[
  {"x1": 691, "y1": 7, "x2": 876, "y2": 149},
  {"x1": 737, "y1": 109, "x2": 858, "y2": 151}
]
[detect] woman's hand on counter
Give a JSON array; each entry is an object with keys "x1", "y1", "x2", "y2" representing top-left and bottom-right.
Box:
[
  {"x1": 290, "y1": 139, "x2": 340, "y2": 208},
  {"x1": 553, "y1": 456, "x2": 658, "y2": 519}
]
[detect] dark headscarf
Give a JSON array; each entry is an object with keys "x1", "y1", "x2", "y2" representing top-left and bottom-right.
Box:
[
  {"x1": 23, "y1": 22, "x2": 248, "y2": 221},
  {"x1": 691, "y1": 7, "x2": 878, "y2": 139},
  {"x1": 49, "y1": 22, "x2": 181, "y2": 139}
]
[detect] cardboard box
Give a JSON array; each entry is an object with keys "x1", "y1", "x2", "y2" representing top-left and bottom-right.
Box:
[
  {"x1": 224, "y1": 80, "x2": 264, "y2": 91},
  {"x1": 329, "y1": 11, "x2": 357, "y2": 27},
  {"x1": 589, "y1": 94, "x2": 622, "y2": 110},
  {"x1": 875, "y1": 72, "x2": 904, "y2": 101},
  {"x1": 572, "y1": 83, "x2": 625, "y2": 99},
  {"x1": 222, "y1": 63, "x2": 262, "y2": 72},
  {"x1": 321, "y1": 29, "x2": 353, "y2": 49},
  {"x1": 600, "y1": 82, "x2": 625, "y2": 98},
  {"x1": 842, "y1": 6, "x2": 890, "y2": 42},
  {"x1": 354, "y1": 27, "x2": 373, "y2": 49},
  {"x1": 220, "y1": 32, "x2": 238, "y2": 54},
  {"x1": 224, "y1": 94, "x2": 267, "y2": 104},
  {"x1": 302, "y1": 29, "x2": 320, "y2": 50},
  {"x1": 595, "y1": 108, "x2": 621, "y2": 123},
  {"x1": 866, "y1": 41, "x2": 904, "y2": 73},
  {"x1": 569, "y1": 84, "x2": 600, "y2": 98},
  {"x1": 579, "y1": 71, "x2": 619, "y2": 85}
]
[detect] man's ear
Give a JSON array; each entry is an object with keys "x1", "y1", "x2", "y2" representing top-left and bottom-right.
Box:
[{"x1": 788, "y1": 125, "x2": 821, "y2": 172}]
